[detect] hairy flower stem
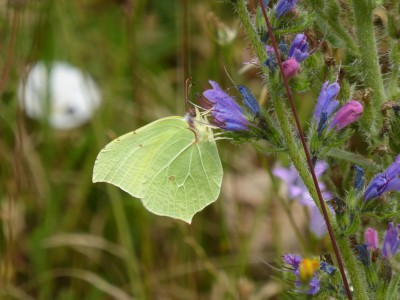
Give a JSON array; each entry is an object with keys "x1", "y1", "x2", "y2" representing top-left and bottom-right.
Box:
[
  {"x1": 389, "y1": 41, "x2": 400, "y2": 100},
  {"x1": 236, "y1": 1, "x2": 369, "y2": 299},
  {"x1": 257, "y1": 2, "x2": 352, "y2": 298},
  {"x1": 351, "y1": 0, "x2": 386, "y2": 140}
]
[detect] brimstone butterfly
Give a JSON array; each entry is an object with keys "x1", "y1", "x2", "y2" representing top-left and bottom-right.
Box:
[{"x1": 92, "y1": 108, "x2": 223, "y2": 223}]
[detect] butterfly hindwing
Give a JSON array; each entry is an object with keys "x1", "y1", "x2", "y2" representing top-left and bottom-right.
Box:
[{"x1": 143, "y1": 131, "x2": 222, "y2": 223}]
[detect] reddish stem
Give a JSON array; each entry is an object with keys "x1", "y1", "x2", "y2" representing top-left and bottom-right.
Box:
[{"x1": 258, "y1": 1, "x2": 352, "y2": 299}]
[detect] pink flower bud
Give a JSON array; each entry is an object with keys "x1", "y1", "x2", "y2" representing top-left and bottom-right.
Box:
[
  {"x1": 330, "y1": 100, "x2": 363, "y2": 130},
  {"x1": 282, "y1": 58, "x2": 300, "y2": 79},
  {"x1": 365, "y1": 228, "x2": 379, "y2": 250}
]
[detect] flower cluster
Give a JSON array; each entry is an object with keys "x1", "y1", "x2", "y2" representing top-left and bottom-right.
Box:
[
  {"x1": 361, "y1": 223, "x2": 400, "y2": 260},
  {"x1": 282, "y1": 34, "x2": 309, "y2": 78},
  {"x1": 283, "y1": 254, "x2": 320, "y2": 295},
  {"x1": 313, "y1": 81, "x2": 363, "y2": 134}
]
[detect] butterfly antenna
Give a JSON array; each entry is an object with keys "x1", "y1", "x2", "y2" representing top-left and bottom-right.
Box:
[
  {"x1": 223, "y1": 66, "x2": 238, "y2": 90},
  {"x1": 188, "y1": 99, "x2": 207, "y2": 111},
  {"x1": 185, "y1": 77, "x2": 196, "y2": 117}
]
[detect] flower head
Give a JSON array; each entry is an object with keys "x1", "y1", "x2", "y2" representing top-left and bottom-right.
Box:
[
  {"x1": 365, "y1": 228, "x2": 379, "y2": 251},
  {"x1": 281, "y1": 34, "x2": 309, "y2": 78},
  {"x1": 282, "y1": 58, "x2": 300, "y2": 79},
  {"x1": 364, "y1": 154, "x2": 400, "y2": 201},
  {"x1": 203, "y1": 80, "x2": 249, "y2": 131},
  {"x1": 273, "y1": 161, "x2": 332, "y2": 237},
  {"x1": 283, "y1": 254, "x2": 302, "y2": 268},
  {"x1": 303, "y1": 277, "x2": 320, "y2": 295},
  {"x1": 288, "y1": 34, "x2": 309, "y2": 63},
  {"x1": 329, "y1": 100, "x2": 363, "y2": 130},
  {"x1": 283, "y1": 254, "x2": 320, "y2": 295},
  {"x1": 275, "y1": 0, "x2": 299, "y2": 18},
  {"x1": 383, "y1": 222, "x2": 400, "y2": 259},
  {"x1": 314, "y1": 81, "x2": 340, "y2": 126},
  {"x1": 299, "y1": 259, "x2": 320, "y2": 283}
]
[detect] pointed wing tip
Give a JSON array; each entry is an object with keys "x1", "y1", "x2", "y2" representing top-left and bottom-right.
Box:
[
  {"x1": 182, "y1": 217, "x2": 193, "y2": 224},
  {"x1": 92, "y1": 172, "x2": 103, "y2": 183},
  {"x1": 168, "y1": 215, "x2": 193, "y2": 224},
  {"x1": 143, "y1": 206, "x2": 195, "y2": 224}
]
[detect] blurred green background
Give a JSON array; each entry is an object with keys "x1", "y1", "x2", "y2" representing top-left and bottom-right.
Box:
[{"x1": 0, "y1": 0, "x2": 314, "y2": 299}]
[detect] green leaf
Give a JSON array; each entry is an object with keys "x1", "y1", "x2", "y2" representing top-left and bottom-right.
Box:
[{"x1": 93, "y1": 114, "x2": 223, "y2": 223}]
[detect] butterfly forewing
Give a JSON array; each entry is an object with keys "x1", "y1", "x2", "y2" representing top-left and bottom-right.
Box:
[{"x1": 93, "y1": 117, "x2": 188, "y2": 198}]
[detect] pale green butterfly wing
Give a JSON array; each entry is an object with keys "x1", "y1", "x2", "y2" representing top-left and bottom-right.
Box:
[
  {"x1": 93, "y1": 117, "x2": 189, "y2": 199},
  {"x1": 93, "y1": 115, "x2": 223, "y2": 223},
  {"x1": 142, "y1": 128, "x2": 222, "y2": 223}
]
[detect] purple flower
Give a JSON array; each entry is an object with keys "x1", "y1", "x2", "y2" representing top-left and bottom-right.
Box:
[
  {"x1": 273, "y1": 161, "x2": 333, "y2": 237},
  {"x1": 364, "y1": 154, "x2": 400, "y2": 201},
  {"x1": 298, "y1": 276, "x2": 320, "y2": 295},
  {"x1": 203, "y1": 80, "x2": 249, "y2": 131},
  {"x1": 329, "y1": 100, "x2": 363, "y2": 130},
  {"x1": 365, "y1": 228, "x2": 379, "y2": 251},
  {"x1": 314, "y1": 81, "x2": 340, "y2": 125},
  {"x1": 382, "y1": 222, "x2": 400, "y2": 259},
  {"x1": 276, "y1": 0, "x2": 299, "y2": 18},
  {"x1": 283, "y1": 254, "x2": 302, "y2": 268},
  {"x1": 288, "y1": 34, "x2": 309, "y2": 63}
]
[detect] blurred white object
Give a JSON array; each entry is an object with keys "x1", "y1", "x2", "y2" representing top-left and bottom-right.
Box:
[{"x1": 18, "y1": 61, "x2": 101, "y2": 129}]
